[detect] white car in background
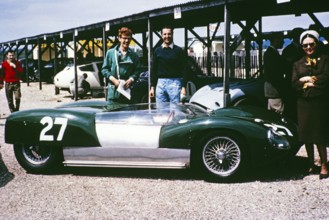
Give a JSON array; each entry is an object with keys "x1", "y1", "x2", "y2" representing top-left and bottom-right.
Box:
[
  {"x1": 189, "y1": 78, "x2": 266, "y2": 110},
  {"x1": 54, "y1": 61, "x2": 104, "y2": 96}
]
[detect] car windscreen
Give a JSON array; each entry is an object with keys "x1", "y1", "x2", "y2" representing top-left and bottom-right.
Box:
[
  {"x1": 105, "y1": 103, "x2": 208, "y2": 116},
  {"x1": 99, "y1": 103, "x2": 210, "y2": 125},
  {"x1": 96, "y1": 109, "x2": 187, "y2": 125},
  {"x1": 78, "y1": 64, "x2": 94, "y2": 72}
]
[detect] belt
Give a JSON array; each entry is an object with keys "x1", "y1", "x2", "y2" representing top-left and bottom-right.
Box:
[{"x1": 158, "y1": 77, "x2": 182, "y2": 79}]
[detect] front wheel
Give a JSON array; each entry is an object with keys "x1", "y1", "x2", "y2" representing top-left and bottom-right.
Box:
[
  {"x1": 13, "y1": 144, "x2": 63, "y2": 174},
  {"x1": 197, "y1": 133, "x2": 247, "y2": 182}
]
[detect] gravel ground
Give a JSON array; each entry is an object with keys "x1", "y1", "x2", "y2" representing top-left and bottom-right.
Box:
[{"x1": 1, "y1": 82, "x2": 329, "y2": 220}]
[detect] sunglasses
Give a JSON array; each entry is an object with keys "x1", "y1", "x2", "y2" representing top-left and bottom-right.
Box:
[
  {"x1": 302, "y1": 42, "x2": 316, "y2": 48},
  {"x1": 120, "y1": 36, "x2": 132, "y2": 41}
]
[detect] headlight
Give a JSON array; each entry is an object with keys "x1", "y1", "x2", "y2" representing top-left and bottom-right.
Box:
[
  {"x1": 263, "y1": 122, "x2": 293, "y2": 137},
  {"x1": 267, "y1": 128, "x2": 290, "y2": 150}
]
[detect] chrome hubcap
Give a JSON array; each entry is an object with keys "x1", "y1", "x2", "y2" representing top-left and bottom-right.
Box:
[
  {"x1": 203, "y1": 136, "x2": 241, "y2": 176},
  {"x1": 22, "y1": 145, "x2": 51, "y2": 165}
]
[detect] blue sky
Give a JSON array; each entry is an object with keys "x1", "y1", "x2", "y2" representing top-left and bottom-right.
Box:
[
  {"x1": 0, "y1": 0, "x2": 190, "y2": 42},
  {"x1": 0, "y1": 0, "x2": 328, "y2": 43}
]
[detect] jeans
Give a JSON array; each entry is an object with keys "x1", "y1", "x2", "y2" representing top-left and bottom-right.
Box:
[{"x1": 156, "y1": 78, "x2": 182, "y2": 104}]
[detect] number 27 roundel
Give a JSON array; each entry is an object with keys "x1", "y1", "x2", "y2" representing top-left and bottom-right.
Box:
[{"x1": 39, "y1": 116, "x2": 68, "y2": 141}]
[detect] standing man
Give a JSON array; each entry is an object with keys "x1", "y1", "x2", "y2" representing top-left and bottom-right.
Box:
[
  {"x1": 101, "y1": 27, "x2": 141, "y2": 104},
  {"x1": 1, "y1": 50, "x2": 23, "y2": 113},
  {"x1": 282, "y1": 27, "x2": 305, "y2": 121},
  {"x1": 149, "y1": 26, "x2": 187, "y2": 106},
  {"x1": 264, "y1": 32, "x2": 287, "y2": 114},
  {"x1": 0, "y1": 74, "x2": 3, "y2": 118}
]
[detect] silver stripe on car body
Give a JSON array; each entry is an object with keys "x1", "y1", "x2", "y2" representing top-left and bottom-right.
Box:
[{"x1": 63, "y1": 147, "x2": 190, "y2": 168}]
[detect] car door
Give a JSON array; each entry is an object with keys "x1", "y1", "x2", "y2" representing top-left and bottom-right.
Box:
[
  {"x1": 95, "y1": 110, "x2": 162, "y2": 148},
  {"x1": 94, "y1": 109, "x2": 190, "y2": 166}
]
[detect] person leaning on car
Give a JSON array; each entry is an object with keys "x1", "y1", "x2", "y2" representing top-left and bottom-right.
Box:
[
  {"x1": 149, "y1": 26, "x2": 188, "y2": 106},
  {"x1": 0, "y1": 50, "x2": 24, "y2": 113},
  {"x1": 101, "y1": 27, "x2": 141, "y2": 104},
  {"x1": 263, "y1": 32, "x2": 287, "y2": 114}
]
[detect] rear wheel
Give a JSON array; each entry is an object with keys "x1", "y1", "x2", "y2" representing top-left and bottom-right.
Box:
[
  {"x1": 13, "y1": 144, "x2": 63, "y2": 174},
  {"x1": 196, "y1": 132, "x2": 247, "y2": 182},
  {"x1": 55, "y1": 87, "x2": 60, "y2": 95}
]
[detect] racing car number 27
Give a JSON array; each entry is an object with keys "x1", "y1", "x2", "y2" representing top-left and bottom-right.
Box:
[{"x1": 40, "y1": 116, "x2": 68, "y2": 141}]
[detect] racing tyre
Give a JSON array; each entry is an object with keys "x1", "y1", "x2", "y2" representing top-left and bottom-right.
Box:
[
  {"x1": 197, "y1": 132, "x2": 247, "y2": 182},
  {"x1": 13, "y1": 144, "x2": 63, "y2": 174}
]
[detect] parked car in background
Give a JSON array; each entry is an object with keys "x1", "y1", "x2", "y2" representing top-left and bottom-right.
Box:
[
  {"x1": 54, "y1": 61, "x2": 105, "y2": 97},
  {"x1": 36, "y1": 58, "x2": 74, "y2": 84},
  {"x1": 5, "y1": 100, "x2": 300, "y2": 182},
  {"x1": 189, "y1": 77, "x2": 266, "y2": 110},
  {"x1": 190, "y1": 77, "x2": 302, "y2": 124},
  {"x1": 19, "y1": 58, "x2": 39, "y2": 82},
  {"x1": 36, "y1": 60, "x2": 55, "y2": 83},
  {"x1": 19, "y1": 58, "x2": 73, "y2": 83}
]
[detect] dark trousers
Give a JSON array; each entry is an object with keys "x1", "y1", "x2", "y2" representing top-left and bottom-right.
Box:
[{"x1": 5, "y1": 82, "x2": 21, "y2": 112}]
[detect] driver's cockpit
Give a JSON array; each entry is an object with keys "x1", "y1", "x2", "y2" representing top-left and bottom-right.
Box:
[
  {"x1": 98, "y1": 103, "x2": 190, "y2": 126},
  {"x1": 96, "y1": 109, "x2": 184, "y2": 126}
]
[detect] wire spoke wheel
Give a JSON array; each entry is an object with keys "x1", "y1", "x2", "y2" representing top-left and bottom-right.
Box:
[
  {"x1": 14, "y1": 144, "x2": 63, "y2": 174},
  {"x1": 22, "y1": 145, "x2": 52, "y2": 165},
  {"x1": 202, "y1": 136, "x2": 241, "y2": 178}
]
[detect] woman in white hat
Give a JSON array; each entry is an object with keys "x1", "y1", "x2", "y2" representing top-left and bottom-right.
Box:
[{"x1": 292, "y1": 30, "x2": 329, "y2": 179}]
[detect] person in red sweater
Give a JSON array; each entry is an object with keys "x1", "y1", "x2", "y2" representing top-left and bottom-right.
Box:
[{"x1": 0, "y1": 50, "x2": 23, "y2": 112}]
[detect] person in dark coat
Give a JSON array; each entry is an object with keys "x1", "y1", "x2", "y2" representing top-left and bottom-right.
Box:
[
  {"x1": 264, "y1": 32, "x2": 286, "y2": 114},
  {"x1": 149, "y1": 26, "x2": 188, "y2": 106},
  {"x1": 292, "y1": 30, "x2": 329, "y2": 179},
  {"x1": 282, "y1": 28, "x2": 305, "y2": 122}
]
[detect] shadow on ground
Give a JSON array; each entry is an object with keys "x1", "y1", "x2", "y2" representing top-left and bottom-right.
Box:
[
  {"x1": 0, "y1": 151, "x2": 14, "y2": 188},
  {"x1": 65, "y1": 155, "x2": 310, "y2": 183}
]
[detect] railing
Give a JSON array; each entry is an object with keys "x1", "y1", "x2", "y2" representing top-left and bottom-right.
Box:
[{"x1": 192, "y1": 50, "x2": 263, "y2": 79}]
